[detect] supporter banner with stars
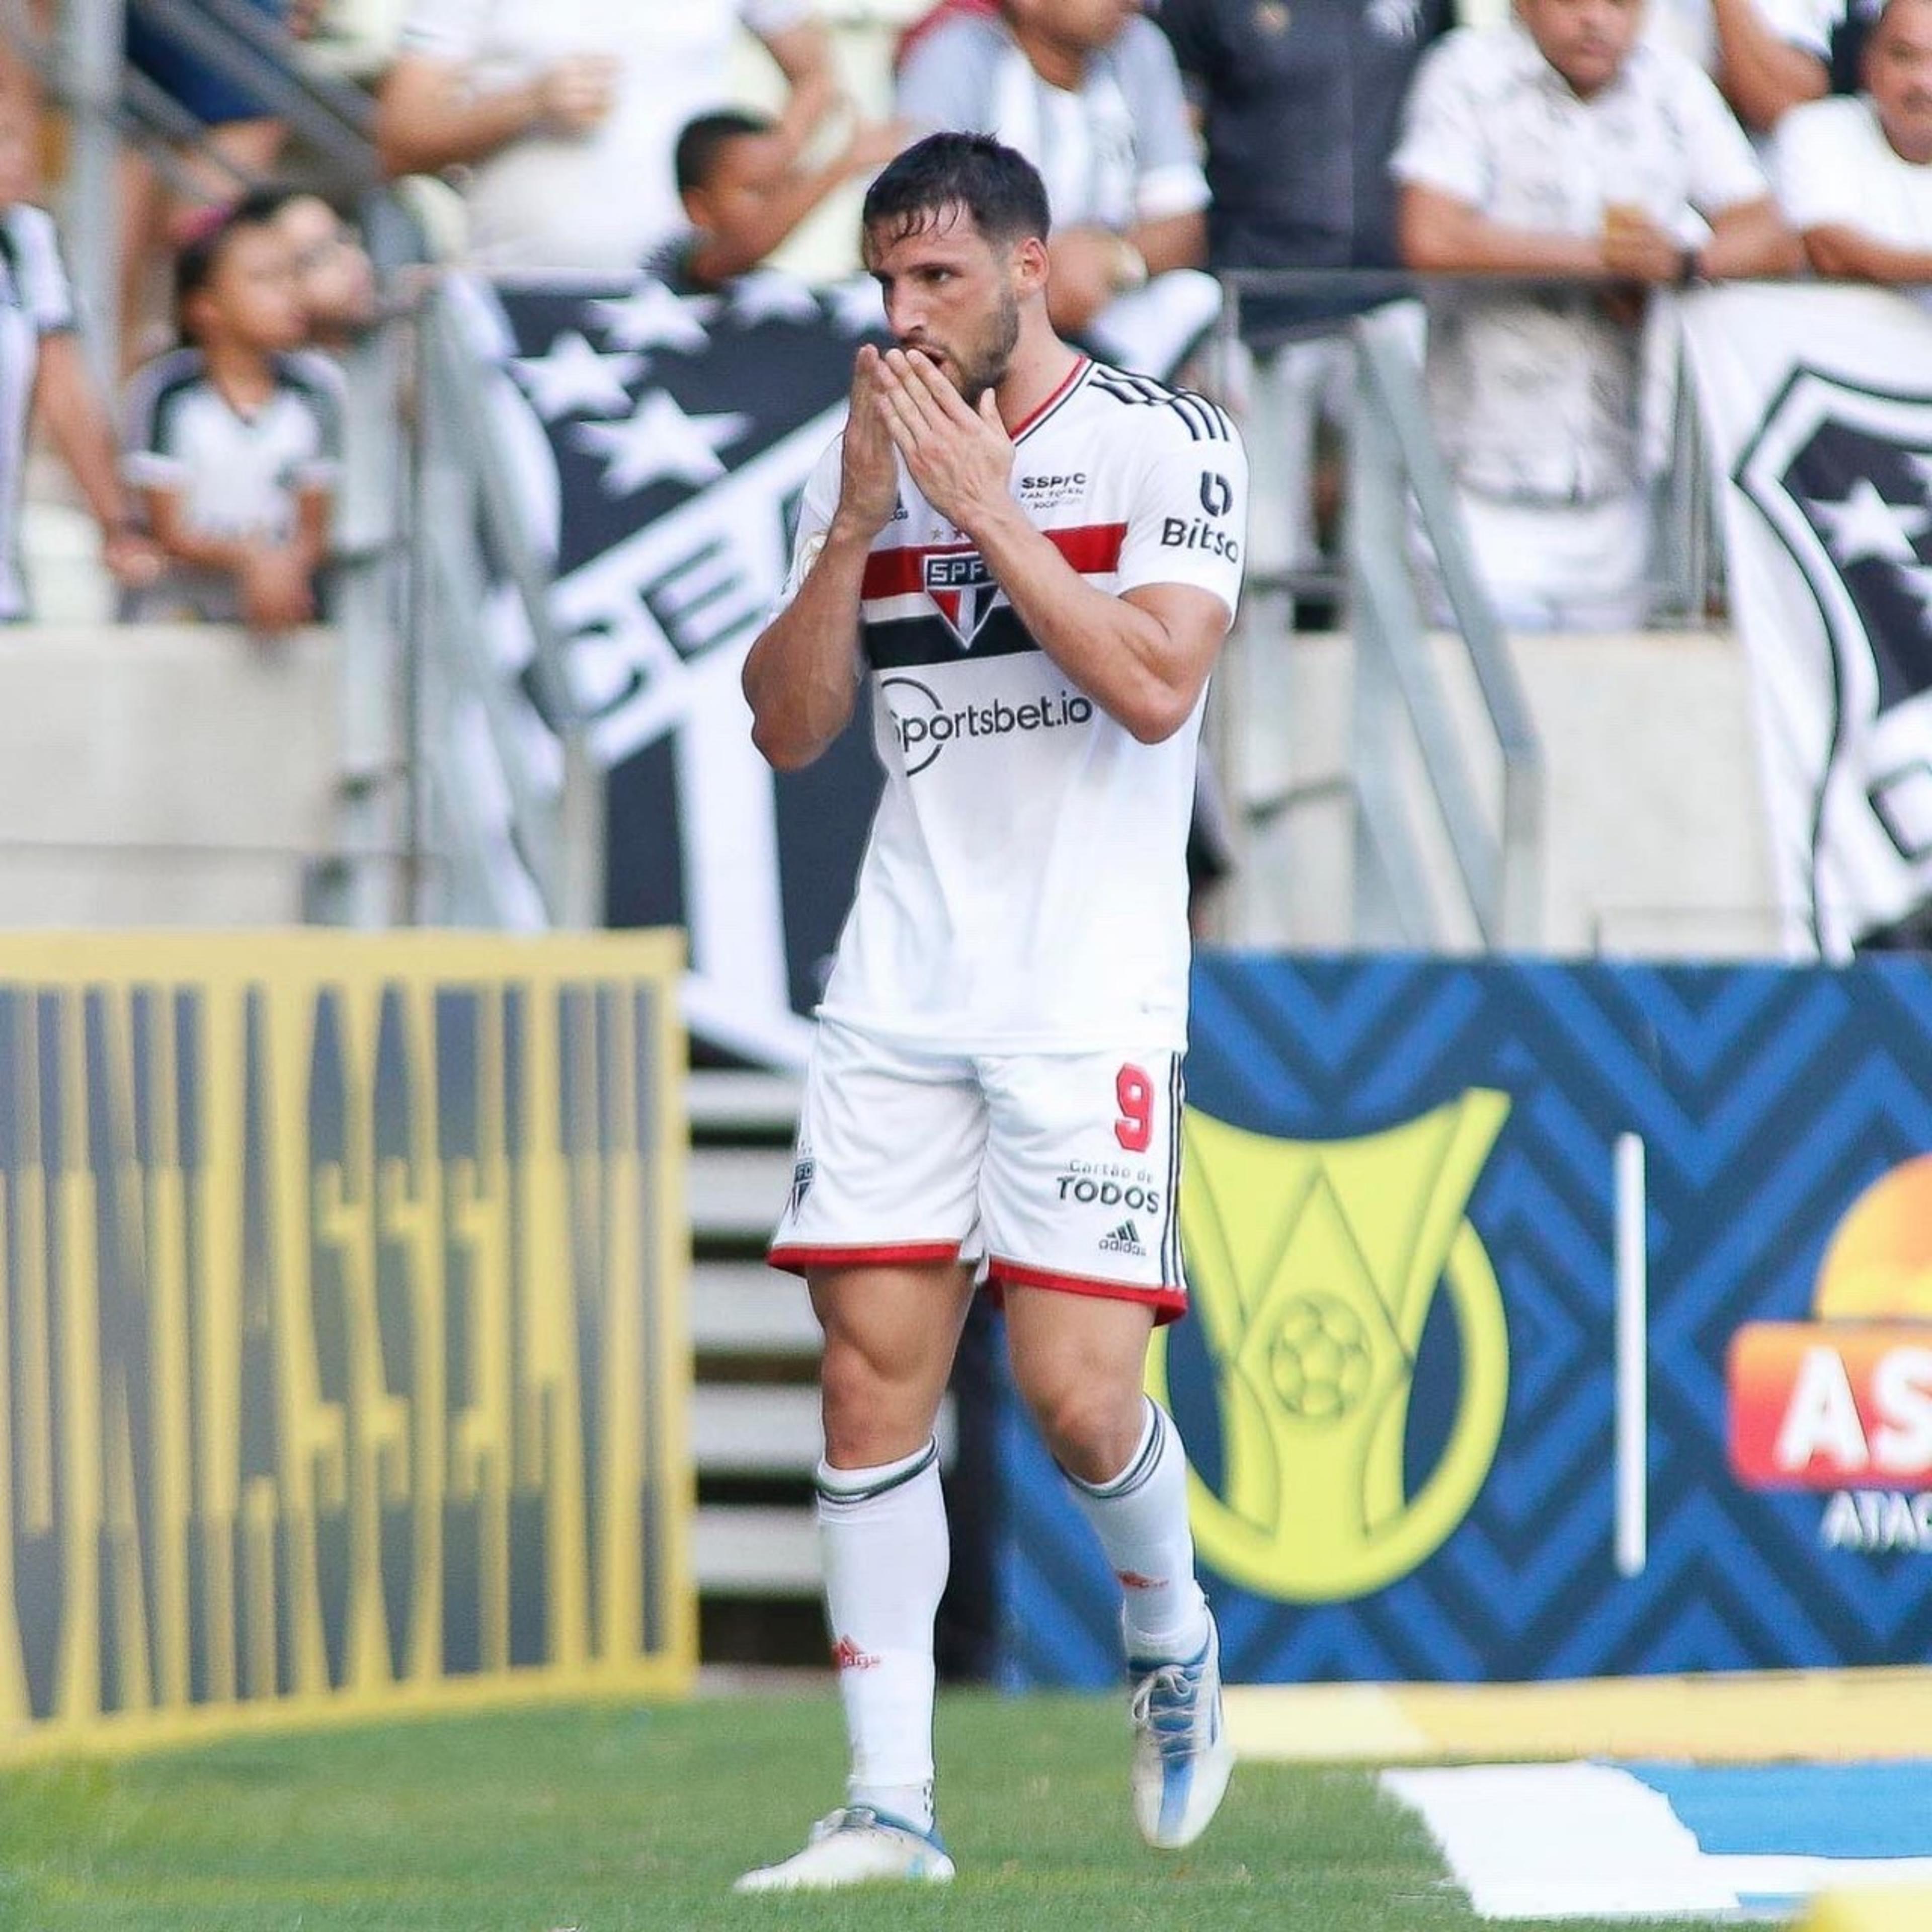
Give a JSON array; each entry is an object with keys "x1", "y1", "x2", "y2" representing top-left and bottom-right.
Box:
[
  {"x1": 1683, "y1": 283, "x2": 1932, "y2": 960},
  {"x1": 459, "y1": 271, "x2": 890, "y2": 1068}
]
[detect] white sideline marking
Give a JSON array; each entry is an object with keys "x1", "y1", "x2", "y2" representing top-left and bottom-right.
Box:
[
  {"x1": 1385, "y1": 1763, "x2": 1733, "y2": 1919},
  {"x1": 1382, "y1": 1763, "x2": 1932, "y2": 1920}
]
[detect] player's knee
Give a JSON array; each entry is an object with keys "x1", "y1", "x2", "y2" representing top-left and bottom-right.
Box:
[
  {"x1": 819, "y1": 1339, "x2": 926, "y2": 1466},
  {"x1": 1015, "y1": 1370, "x2": 1142, "y2": 1483}
]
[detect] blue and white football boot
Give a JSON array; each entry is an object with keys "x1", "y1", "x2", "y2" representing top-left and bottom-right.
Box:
[
  {"x1": 1126, "y1": 1613, "x2": 1235, "y2": 1849},
  {"x1": 732, "y1": 1806, "x2": 955, "y2": 1892}
]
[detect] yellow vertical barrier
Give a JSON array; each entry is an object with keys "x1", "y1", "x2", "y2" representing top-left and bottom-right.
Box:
[{"x1": 0, "y1": 931, "x2": 691, "y2": 1760}]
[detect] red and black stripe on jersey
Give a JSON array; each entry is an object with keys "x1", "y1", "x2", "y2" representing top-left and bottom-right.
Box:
[{"x1": 858, "y1": 521, "x2": 1127, "y2": 671}]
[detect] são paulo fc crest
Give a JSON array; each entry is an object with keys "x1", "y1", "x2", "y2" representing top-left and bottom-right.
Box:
[{"x1": 923, "y1": 546, "x2": 1002, "y2": 647}]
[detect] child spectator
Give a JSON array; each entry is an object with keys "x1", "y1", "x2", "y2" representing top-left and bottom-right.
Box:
[
  {"x1": 121, "y1": 207, "x2": 343, "y2": 634},
  {"x1": 653, "y1": 107, "x2": 907, "y2": 293}
]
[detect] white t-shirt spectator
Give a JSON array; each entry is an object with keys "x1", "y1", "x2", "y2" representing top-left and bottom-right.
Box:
[
  {"x1": 0, "y1": 204, "x2": 74, "y2": 620},
  {"x1": 1753, "y1": 0, "x2": 1877, "y2": 58},
  {"x1": 896, "y1": 12, "x2": 1209, "y2": 232},
  {"x1": 1774, "y1": 92, "x2": 1932, "y2": 243},
  {"x1": 397, "y1": 0, "x2": 812, "y2": 271},
  {"x1": 1392, "y1": 22, "x2": 1766, "y2": 501}
]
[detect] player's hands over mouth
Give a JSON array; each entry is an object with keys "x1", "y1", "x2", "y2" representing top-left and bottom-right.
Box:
[
  {"x1": 874, "y1": 347, "x2": 1013, "y2": 533},
  {"x1": 834, "y1": 345, "x2": 903, "y2": 540}
]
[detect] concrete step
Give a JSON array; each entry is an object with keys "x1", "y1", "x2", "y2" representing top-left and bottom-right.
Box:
[
  {"x1": 686, "y1": 1070, "x2": 802, "y2": 1136},
  {"x1": 689, "y1": 1144, "x2": 795, "y2": 1241},
  {"x1": 694, "y1": 1504, "x2": 821, "y2": 1597},
  {"x1": 690, "y1": 1259, "x2": 819, "y2": 1355}
]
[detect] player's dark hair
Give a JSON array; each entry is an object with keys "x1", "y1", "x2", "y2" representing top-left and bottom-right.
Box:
[
  {"x1": 675, "y1": 109, "x2": 774, "y2": 195},
  {"x1": 861, "y1": 132, "x2": 1051, "y2": 250},
  {"x1": 173, "y1": 206, "x2": 280, "y2": 342}
]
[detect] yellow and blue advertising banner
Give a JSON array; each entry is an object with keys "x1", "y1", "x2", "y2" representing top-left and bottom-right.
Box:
[
  {"x1": 0, "y1": 931, "x2": 692, "y2": 1758},
  {"x1": 994, "y1": 952, "x2": 1932, "y2": 1684}
]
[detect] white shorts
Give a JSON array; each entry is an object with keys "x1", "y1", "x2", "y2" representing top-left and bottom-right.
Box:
[{"x1": 768, "y1": 1017, "x2": 1188, "y2": 1322}]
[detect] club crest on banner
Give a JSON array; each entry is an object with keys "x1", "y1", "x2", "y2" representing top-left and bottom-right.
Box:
[{"x1": 1682, "y1": 287, "x2": 1932, "y2": 955}]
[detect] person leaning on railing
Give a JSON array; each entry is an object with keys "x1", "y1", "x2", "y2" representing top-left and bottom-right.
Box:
[
  {"x1": 1392, "y1": 0, "x2": 1801, "y2": 633},
  {"x1": 893, "y1": 0, "x2": 1222, "y2": 383},
  {"x1": 1772, "y1": 0, "x2": 1932, "y2": 281},
  {"x1": 373, "y1": 0, "x2": 841, "y2": 272},
  {"x1": 0, "y1": 90, "x2": 163, "y2": 618},
  {"x1": 1153, "y1": 0, "x2": 1452, "y2": 598}
]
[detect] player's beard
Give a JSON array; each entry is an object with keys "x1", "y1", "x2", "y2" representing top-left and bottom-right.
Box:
[{"x1": 948, "y1": 285, "x2": 1022, "y2": 406}]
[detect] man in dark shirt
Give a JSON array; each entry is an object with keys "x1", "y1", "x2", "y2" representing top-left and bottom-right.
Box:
[{"x1": 1154, "y1": 0, "x2": 1449, "y2": 585}]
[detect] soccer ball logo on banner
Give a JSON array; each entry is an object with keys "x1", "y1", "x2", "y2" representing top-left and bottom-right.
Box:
[{"x1": 1149, "y1": 1091, "x2": 1511, "y2": 1602}]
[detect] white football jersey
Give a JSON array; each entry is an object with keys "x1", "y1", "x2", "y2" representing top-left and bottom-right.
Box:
[{"x1": 776, "y1": 356, "x2": 1248, "y2": 1053}]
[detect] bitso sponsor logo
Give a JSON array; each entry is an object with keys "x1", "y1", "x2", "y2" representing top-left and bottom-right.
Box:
[
  {"x1": 1728, "y1": 1154, "x2": 1932, "y2": 1551},
  {"x1": 1160, "y1": 516, "x2": 1240, "y2": 560},
  {"x1": 1149, "y1": 1092, "x2": 1510, "y2": 1602},
  {"x1": 1199, "y1": 470, "x2": 1234, "y2": 517},
  {"x1": 883, "y1": 676, "x2": 1094, "y2": 775}
]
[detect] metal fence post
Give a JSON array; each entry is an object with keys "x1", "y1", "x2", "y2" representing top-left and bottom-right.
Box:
[{"x1": 58, "y1": 0, "x2": 123, "y2": 394}]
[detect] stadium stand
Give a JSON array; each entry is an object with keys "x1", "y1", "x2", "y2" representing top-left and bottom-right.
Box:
[{"x1": 0, "y1": 0, "x2": 1916, "y2": 1688}]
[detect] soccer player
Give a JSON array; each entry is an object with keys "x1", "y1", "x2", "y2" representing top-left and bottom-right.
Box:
[{"x1": 735, "y1": 131, "x2": 1248, "y2": 1892}]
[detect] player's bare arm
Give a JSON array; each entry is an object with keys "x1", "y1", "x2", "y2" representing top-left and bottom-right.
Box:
[
  {"x1": 873, "y1": 346, "x2": 1230, "y2": 744},
  {"x1": 742, "y1": 345, "x2": 899, "y2": 771}
]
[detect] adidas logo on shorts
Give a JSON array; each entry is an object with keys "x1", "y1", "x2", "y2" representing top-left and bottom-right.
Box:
[{"x1": 1099, "y1": 1218, "x2": 1146, "y2": 1257}]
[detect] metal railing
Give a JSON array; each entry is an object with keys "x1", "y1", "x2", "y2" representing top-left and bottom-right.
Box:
[
  {"x1": 408, "y1": 281, "x2": 605, "y2": 929},
  {"x1": 1195, "y1": 266, "x2": 1743, "y2": 953},
  {"x1": 1345, "y1": 299, "x2": 1544, "y2": 949},
  {"x1": 15, "y1": 0, "x2": 380, "y2": 384}
]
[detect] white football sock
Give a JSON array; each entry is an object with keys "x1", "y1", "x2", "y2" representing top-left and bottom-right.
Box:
[
  {"x1": 1063, "y1": 1398, "x2": 1212, "y2": 1662},
  {"x1": 817, "y1": 1438, "x2": 948, "y2": 1834}
]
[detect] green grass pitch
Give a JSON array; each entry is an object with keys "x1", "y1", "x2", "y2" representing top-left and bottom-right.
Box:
[{"x1": 0, "y1": 1691, "x2": 1735, "y2": 1931}]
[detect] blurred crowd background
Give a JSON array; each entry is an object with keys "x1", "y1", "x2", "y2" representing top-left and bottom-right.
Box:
[{"x1": 0, "y1": 0, "x2": 1925, "y2": 965}]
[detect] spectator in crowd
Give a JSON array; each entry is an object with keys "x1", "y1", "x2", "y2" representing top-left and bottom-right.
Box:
[
  {"x1": 0, "y1": 2, "x2": 46, "y2": 194},
  {"x1": 1774, "y1": 0, "x2": 1932, "y2": 272},
  {"x1": 122, "y1": 207, "x2": 343, "y2": 634},
  {"x1": 894, "y1": 0, "x2": 1221, "y2": 380},
  {"x1": 374, "y1": 0, "x2": 843, "y2": 272},
  {"x1": 1155, "y1": 0, "x2": 1452, "y2": 597},
  {"x1": 233, "y1": 185, "x2": 379, "y2": 350},
  {"x1": 1717, "y1": 0, "x2": 1884, "y2": 127},
  {"x1": 655, "y1": 106, "x2": 908, "y2": 295},
  {"x1": 1394, "y1": 0, "x2": 1798, "y2": 631},
  {"x1": 0, "y1": 94, "x2": 162, "y2": 618},
  {"x1": 119, "y1": 0, "x2": 302, "y2": 368}
]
